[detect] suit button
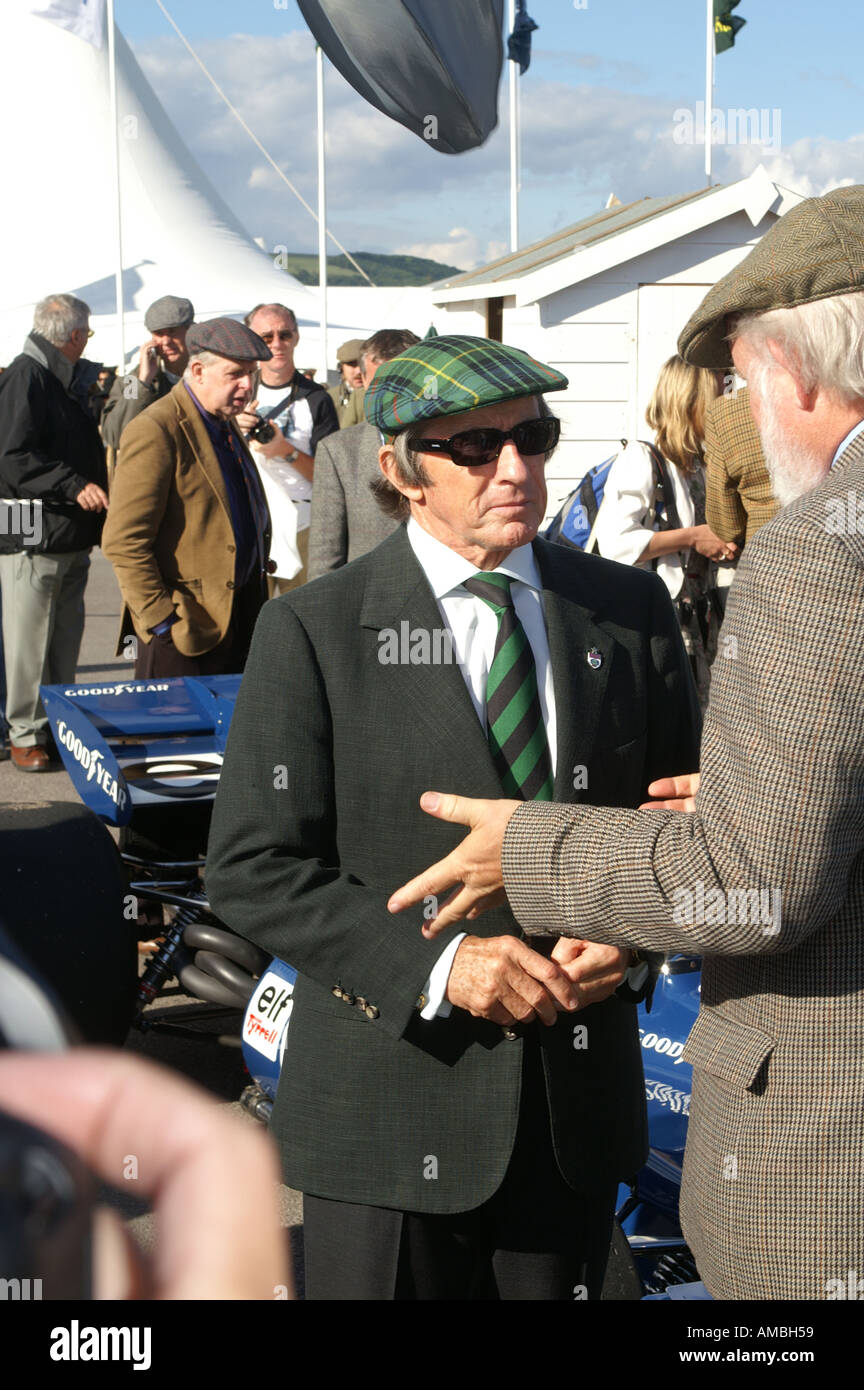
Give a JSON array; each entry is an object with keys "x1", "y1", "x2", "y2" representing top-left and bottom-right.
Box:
[
  {"x1": 343, "y1": 993, "x2": 355, "y2": 1006},
  {"x1": 364, "y1": 1004, "x2": 379, "y2": 1020},
  {"x1": 355, "y1": 996, "x2": 367, "y2": 1010},
  {"x1": 502, "y1": 1027, "x2": 518, "y2": 1041},
  {"x1": 265, "y1": 559, "x2": 278, "y2": 574},
  {"x1": 226, "y1": 580, "x2": 235, "y2": 590},
  {"x1": 227, "y1": 544, "x2": 236, "y2": 553},
  {"x1": 331, "y1": 986, "x2": 343, "y2": 999}
]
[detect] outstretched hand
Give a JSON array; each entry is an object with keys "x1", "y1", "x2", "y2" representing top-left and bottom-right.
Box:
[{"x1": 387, "y1": 792, "x2": 520, "y2": 937}]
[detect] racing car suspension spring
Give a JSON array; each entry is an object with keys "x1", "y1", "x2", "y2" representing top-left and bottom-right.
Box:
[{"x1": 136, "y1": 895, "x2": 214, "y2": 1009}]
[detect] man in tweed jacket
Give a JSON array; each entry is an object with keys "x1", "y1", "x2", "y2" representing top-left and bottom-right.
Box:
[
  {"x1": 390, "y1": 187, "x2": 864, "y2": 1299},
  {"x1": 704, "y1": 385, "x2": 778, "y2": 548}
]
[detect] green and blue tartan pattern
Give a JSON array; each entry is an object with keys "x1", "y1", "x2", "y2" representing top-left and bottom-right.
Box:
[{"x1": 365, "y1": 334, "x2": 568, "y2": 436}]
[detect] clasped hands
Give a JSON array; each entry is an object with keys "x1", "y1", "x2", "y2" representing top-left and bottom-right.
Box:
[{"x1": 389, "y1": 774, "x2": 700, "y2": 1027}]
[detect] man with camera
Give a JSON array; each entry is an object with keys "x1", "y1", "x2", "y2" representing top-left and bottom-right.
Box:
[
  {"x1": 102, "y1": 318, "x2": 272, "y2": 679},
  {"x1": 235, "y1": 303, "x2": 338, "y2": 594}
]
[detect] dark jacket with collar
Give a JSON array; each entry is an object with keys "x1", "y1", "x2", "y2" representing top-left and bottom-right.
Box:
[
  {"x1": 206, "y1": 526, "x2": 701, "y2": 1212},
  {"x1": 0, "y1": 334, "x2": 107, "y2": 555},
  {"x1": 100, "y1": 364, "x2": 178, "y2": 449}
]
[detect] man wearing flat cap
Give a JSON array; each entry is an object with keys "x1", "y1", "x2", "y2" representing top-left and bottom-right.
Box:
[
  {"x1": 102, "y1": 316, "x2": 272, "y2": 679},
  {"x1": 327, "y1": 337, "x2": 366, "y2": 429},
  {"x1": 100, "y1": 294, "x2": 195, "y2": 451},
  {"x1": 387, "y1": 187, "x2": 864, "y2": 1299},
  {"x1": 206, "y1": 334, "x2": 700, "y2": 1300}
]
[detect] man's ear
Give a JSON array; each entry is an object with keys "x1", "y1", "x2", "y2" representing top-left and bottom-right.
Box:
[
  {"x1": 766, "y1": 338, "x2": 816, "y2": 412},
  {"x1": 379, "y1": 445, "x2": 424, "y2": 503}
]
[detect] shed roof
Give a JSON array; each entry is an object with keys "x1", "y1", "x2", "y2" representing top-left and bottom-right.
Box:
[{"x1": 432, "y1": 166, "x2": 804, "y2": 307}]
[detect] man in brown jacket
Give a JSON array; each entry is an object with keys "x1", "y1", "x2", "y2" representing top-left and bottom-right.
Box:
[{"x1": 102, "y1": 318, "x2": 272, "y2": 679}]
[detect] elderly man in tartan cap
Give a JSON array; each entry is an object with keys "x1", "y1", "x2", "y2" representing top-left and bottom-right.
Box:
[
  {"x1": 207, "y1": 334, "x2": 700, "y2": 1300},
  {"x1": 387, "y1": 189, "x2": 864, "y2": 1299},
  {"x1": 103, "y1": 317, "x2": 273, "y2": 679}
]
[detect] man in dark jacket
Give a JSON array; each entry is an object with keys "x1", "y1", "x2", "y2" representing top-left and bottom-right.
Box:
[{"x1": 0, "y1": 294, "x2": 108, "y2": 770}]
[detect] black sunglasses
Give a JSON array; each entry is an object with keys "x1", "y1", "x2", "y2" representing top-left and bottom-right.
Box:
[{"x1": 408, "y1": 416, "x2": 560, "y2": 466}]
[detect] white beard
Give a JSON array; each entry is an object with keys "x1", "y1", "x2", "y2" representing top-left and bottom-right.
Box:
[{"x1": 757, "y1": 390, "x2": 830, "y2": 506}]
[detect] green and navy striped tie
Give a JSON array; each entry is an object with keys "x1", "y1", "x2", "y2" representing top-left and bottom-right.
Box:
[{"x1": 463, "y1": 571, "x2": 554, "y2": 801}]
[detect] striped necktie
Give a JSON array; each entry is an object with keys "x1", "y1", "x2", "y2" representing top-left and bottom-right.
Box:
[{"x1": 463, "y1": 571, "x2": 554, "y2": 801}]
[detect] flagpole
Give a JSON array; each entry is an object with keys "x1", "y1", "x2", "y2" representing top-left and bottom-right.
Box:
[
  {"x1": 705, "y1": 0, "x2": 714, "y2": 185},
  {"x1": 107, "y1": 0, "x2": 125, "y2": 367},
  {"x1": 508, "y1": 0, "x2": 519, "y2": 252},
  {"x1": 316, "y1": 44, "x2": 328, "y2": 387}
]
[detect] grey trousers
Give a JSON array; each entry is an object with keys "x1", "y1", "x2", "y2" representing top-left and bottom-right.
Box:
[{"x1": 0, "y1": 549, "x2": 90, "y2": 745}]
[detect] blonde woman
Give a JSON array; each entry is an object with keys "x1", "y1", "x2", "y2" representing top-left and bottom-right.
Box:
[{"x1": 593, "y1": 355, "x2": 737, "y2": 701}]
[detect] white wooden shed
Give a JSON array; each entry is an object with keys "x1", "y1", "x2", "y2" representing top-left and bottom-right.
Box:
[{"x1": 431, "y1": 166, "x2": 804, "y2": 511}]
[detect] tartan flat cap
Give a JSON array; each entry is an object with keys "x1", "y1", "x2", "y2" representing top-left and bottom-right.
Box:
[
  {"x1": 679, "y1": 184, "x2": 864, "y2": 368},
  {"x1": 364, "y1": 334, "x2": 568, "y2": 436},
  {"x1": 336, "y1": 338, "x2": 364, "y2": 363},
  {"x1": 144, "y1": 295, "x2": 195, "y2": 332},
  {"x1": 186, "y1": 316, "x2": 271, "y2": 361}
]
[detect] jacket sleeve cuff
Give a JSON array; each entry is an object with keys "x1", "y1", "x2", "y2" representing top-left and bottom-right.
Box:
[{"x1": 502, "y1": 801, "x2": 589, "y2": 934}]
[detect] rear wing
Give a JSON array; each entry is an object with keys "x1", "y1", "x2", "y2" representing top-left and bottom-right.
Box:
[{"x1": 40, "y1": 675, "x2": 241, "y2": 826}]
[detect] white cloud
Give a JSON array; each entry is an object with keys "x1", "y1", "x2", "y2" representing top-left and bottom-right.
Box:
[
  {"x1": 395, "y1": 228, "x2": 507, "y2": 271},
  {"x1": 127, "y1": 31, "x2": 864, "y2": 264}
]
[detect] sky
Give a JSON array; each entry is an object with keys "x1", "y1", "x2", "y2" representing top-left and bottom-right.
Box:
[{"x1": 115, "y1": 0, "x2": 864, "y2": 271}]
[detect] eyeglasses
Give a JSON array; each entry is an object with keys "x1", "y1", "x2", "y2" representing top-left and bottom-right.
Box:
[
  {"x1": 408, "y1": 416, "x2": 560, "y2": 467},
  {"x1": 258, "y1": 330, "x2": 296, "y2": 343}
]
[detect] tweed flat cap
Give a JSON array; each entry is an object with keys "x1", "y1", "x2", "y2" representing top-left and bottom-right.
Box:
[
  {"x1": 144, "y1": 295, "x2": 195, "y2": 332},
  {"x1": 186, "y1": 316, "x2": 271, "y2": 362},
  {"x1": 336, "y1": 338, "x2": 364, "y2": 363},
  {"x1": 364, "y1": 334, "x2": 568, "y2": 436},
  {"x1": 679, "y1": 184, "x2": 864, "y2": 368}
]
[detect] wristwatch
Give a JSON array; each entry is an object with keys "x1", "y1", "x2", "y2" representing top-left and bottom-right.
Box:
[{"x1": 284, "y1": 449, "x2": 299, "y2": 464}]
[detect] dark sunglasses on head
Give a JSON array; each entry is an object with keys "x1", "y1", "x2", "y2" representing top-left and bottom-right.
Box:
[
  {"x1": 259, "y1": 330, "x2": 296, "y2": 343},
  {"x1": 407, "y1": 416, "x2": 560, "y2": 466}
]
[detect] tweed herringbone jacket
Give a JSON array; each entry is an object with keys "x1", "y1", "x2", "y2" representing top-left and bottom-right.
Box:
[
  {"x1": 503, "y1": 429, "x2": 864, "y2": 1299},
  {"x1": 704, "y1": 386, "x2": 778, "y2": 547}
]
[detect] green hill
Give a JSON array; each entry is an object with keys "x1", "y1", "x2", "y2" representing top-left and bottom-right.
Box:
[{"x1": 277, "y1": 251, "x2": 462, "y2": 286}]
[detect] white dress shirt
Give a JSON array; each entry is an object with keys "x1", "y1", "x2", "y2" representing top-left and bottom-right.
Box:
[{"x1": 405, "y1": 519, "x2": 557, "y2": 1018}]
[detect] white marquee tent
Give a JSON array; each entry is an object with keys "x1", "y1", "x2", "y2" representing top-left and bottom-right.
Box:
[{"x1": 0, "y1": 5, "x2": 428, "y2": 369}]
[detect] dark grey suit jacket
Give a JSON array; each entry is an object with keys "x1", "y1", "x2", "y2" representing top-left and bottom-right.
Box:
[
  {"x1": 206, "y1": 527, "x2": 700, "y2": 1212},
  {"x1": 307, "y1": 422, "x2": 399, "y2": 579}
]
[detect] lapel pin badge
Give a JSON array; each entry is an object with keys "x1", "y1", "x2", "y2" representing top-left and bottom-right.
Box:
[{"x1": 586, "y1": 648, "x2": 603, "y2": 670}]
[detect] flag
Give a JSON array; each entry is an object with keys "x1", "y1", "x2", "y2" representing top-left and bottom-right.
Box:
[
  {"x1": 507, "y1": 0, "x2": 538, "y2": 75},
  {"x1": 23, "y1": 0, "x2": 106, "y2": 49},
  {"x1": 297, "y1": 0, "x2": 504, "y2": 155},
  {"x1": 714, "y1": 0, "x2": 745, "y2": 54}
]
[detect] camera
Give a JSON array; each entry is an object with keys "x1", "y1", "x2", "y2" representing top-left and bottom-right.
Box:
[{"x1": 246, "y1": 417, "x2": 275, "y2": 445}]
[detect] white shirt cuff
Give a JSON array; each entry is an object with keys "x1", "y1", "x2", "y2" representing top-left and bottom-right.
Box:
[{"x1": 419, "y1": 933, "x2": 466, "y2": 1019}]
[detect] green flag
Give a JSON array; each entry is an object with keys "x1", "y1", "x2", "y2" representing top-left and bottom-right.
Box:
[{"x1": 714, "y1": 0, "x2": 746, "y2": 53}]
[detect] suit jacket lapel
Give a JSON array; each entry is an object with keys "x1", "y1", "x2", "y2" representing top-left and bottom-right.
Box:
[
  {"x1": 359, "y1": 528, "x2": 502, "y2": 790},
  {"x1": 174, "y1": 383, "x2": 233, "y2": 524},
  {"x1": 533, "y1": 538, "x2": 614, "y2": 802}
]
